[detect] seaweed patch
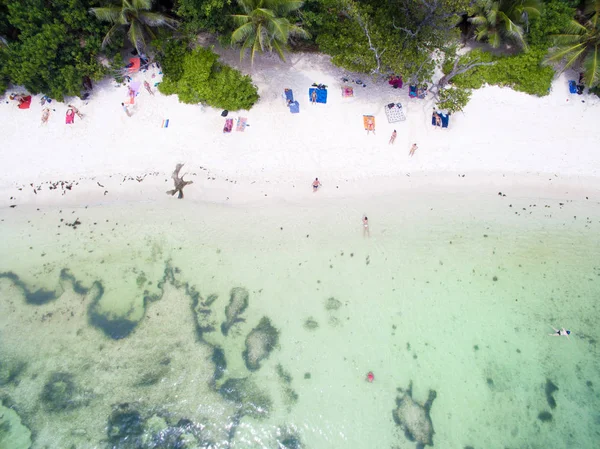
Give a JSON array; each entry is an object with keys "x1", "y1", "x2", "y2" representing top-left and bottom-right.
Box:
[
  {"x1": 242, "y1": 317, "x2": 280, "y2": 371},
  {"x1": 221, "y1": 287, "x2": 249, "y2": 336}
]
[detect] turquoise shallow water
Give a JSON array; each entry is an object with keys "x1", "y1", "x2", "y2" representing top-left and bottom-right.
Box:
[{"x1": 1, "y1": 187, "x2": 599, "y2": 449}]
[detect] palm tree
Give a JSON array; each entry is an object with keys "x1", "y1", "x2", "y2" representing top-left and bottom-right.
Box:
[
  {"x1": 545, "y1": 0, "x2": 600, "y2": 88},
  {"x1": 468, "y1": 0, "x2": 542, "y2": 50},
  {"x1": 231, "y1": 0, "x2": 310, "y2": 63},
  {"x1": 90, "y1": 0, "x2": 178, "y2": 55}
]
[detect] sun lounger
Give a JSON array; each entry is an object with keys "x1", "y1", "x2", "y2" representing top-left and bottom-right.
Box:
[
  {"x1": 568, "y1": 80, "x2": 577, "y2": 94},
  {"x1": 440, "y1": 113, "x2": 450, "y2": 128},
  {"x1": 363, "y1": 115, "x2": 375, "y2": 132},
  {"x1": 289, "y1": 100, "x2": 300, "y2": 114},
  {"x1": 284, "y1": 88, "x2": 294, "y2": 103},
  {"x1": 223, "y1": 118, "x2": 233, "y2": 133},
  {"x1": 342, "y1": 86, "x2": 354, "y2": 97},
  {"x1": 309, "y1": 88, "x2": 328, "y2": 104},
  {"x1": 384, "y1": 103, "x2": 405, "y2": 123},
  {"x1": 236, "y1": 117, "x2": 247, "y2": 132}
]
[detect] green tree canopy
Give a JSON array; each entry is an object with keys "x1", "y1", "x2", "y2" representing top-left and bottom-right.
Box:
[
  {"x1": 545, "y1": 0, "x2": 600, "y2": 88},
  {"x1": 90, "y1": 0, "x2": 179, "y2": 55},
  {"x1": 230, "y1": 0, "x2": 311, "y2": 63},
  {"x1": 468, "y1": 0, "x2": 542, "y2": 50},
  {"x1": 1, "y1": 0, "x2": 110, "y2": 100}
]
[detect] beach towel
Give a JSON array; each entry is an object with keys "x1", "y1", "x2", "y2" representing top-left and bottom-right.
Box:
[
  {"x1": 236, "y1": 117, "x2": 247, "y2": 132},
  {"x1": 309, "y1": 88, "x2": 328, "y2": 104},
  {"x1": 128, "y1": 57, "x2": 141, "y2": 74},
  {"x1": 409, "y1": 85, "x2": 417, "y2": 98},
  {"x1": 18, "y1": 96, "x2": 32, "y2": 109},
  {"x1": 363, "y1": 115, "x2": 375, "y2": 131},
  {"x1": 568, "y1": 80, "x2": 577, "y2": 94},
  {"x1": 65, "y1": 109, "x2": 75, "y2": 125},
  {"x1": 284, "y1": 88, "x2": 294, "y2": 103},
  {"x1": 342, "y1": 86, "x2": 354, "y2": 97},
  {"x1": 384, "y1": 103, "x2": 406, "y2": 123},
  {"x1": 223, "y1": 118, "x2": 233, "y2": 133},
  {"x1": 162, "y1": 119, "x2": 169, "y2": 128},
  {"x1": 289, "y1": 100, "x2": 300, "y2": 114}
]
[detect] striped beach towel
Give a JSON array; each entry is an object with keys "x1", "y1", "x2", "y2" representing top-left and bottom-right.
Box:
[{"x1": 236, "y1": 117, "x2": 247, "y2": 132}]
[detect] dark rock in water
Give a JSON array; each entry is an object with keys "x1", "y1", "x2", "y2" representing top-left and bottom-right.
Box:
[
  {"x1": 280, "y1": 433, "x2": 303, "y2": 449},
  {"x1": 41, "y1": 372, "x2": 88, "y2": 412},
  {"x1": 325, "y1": 297, "x2": 341, "y2": 310},
  {"x1": 304, "y1": 372, "x2": 311, "y2": 379},
  {"x1": 0, "y1": 271, "x2": 63, "y2": 304},
  {"x1": 276, "y1": 364, "x2": 293, "y2": 384},
  {"x1": 392, "y1": 381, "x2": 437, "y2": 448},
  {"x1": 107, "y1": 404, "x2": 144, "y2": 443},
  {"x1": 221, "y1": 287, "x2": 249, "y2": 335},
  {"x1": 242, "y1": 316, "x2": 280, "y2": 371},
  {"x1": 545, "y1": 379, "x2": 558, "y2": 409},
  {"x1": 303, "y1": 317, "x2": 319, "y2": 330},
  {"x1": 211, "y1": 347, "x2": 227, "y2": 383},
  {"x1": 218, "y1": 378, "x2": 272, "y2": 419},
  {"x1": 0, "y1": 400, "x2": 32, "y2": 449},
  {"x1": 0, "y1": 358, "x2": 27, "y2": 386},
  {"x1": 538, "y1": 411, "x2": 553, "y2": 422}
]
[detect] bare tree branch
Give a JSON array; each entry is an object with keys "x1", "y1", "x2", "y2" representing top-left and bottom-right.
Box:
[{"x1": 166, "y1": 163, "x2": 193, "y2": 199}]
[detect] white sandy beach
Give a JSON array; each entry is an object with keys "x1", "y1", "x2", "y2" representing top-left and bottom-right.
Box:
[{"x1": 2, "y1": 50, "x2": 600, "y2": 208}]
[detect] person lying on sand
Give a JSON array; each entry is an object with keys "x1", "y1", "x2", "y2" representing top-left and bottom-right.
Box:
[
  {"x1": 409, "y1": 143, "x2": 418, "y2": 157},
  {"x1": 41, "y1": 108, "x2": 50, "y2": 124},
  {"x1": 144, "y1": 80, "x2": 154, "y2": 96},
  {"x1": 549, "y1": 326, "x2": 571, "y2": 338},
  {"x1": 68, "y1": 105, "x2": 84, "y2": 119}
]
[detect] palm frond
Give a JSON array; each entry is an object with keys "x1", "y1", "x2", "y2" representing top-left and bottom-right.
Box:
[
  {"x1": 468, "y1": 15, "x2": 488, "y2": 27},
  {"x1": 231, "y1": 22, "x2": 255, "y2": 44},
  {"x1": 231, "y1": 14, "x2": 251, "y2": 28},
  {"x1": 551, "y1": 33, "x2": 586, "y2": 46},
  {"x1": 138, "y1": 11, "x2": 179, "y2": 28},
  {"x1": 288, "y1": 24, "x2": 310, "y2": 39},
  {"x1": 101, "y1": 23, "x2": 123, "y2": 48},
  {"x1": 584, "y1": 0, "x2": 600, "y2": 18},
  {"x1": 271, "y1": 39, "x2": 287, "y2": 62},
  {"x1": 582, "y1": 45, "x2": 600, "y2": 86},
  {"x1": 270, "y1": 0, "x2": 304, "y2": 16},
  {"x1": 128, "y1": 19, "x2": 147, "y2": 54},
  {"x1": 132, "y1": 0, "x2": 153, "y2": 10},
  {"x1": 90, "y1": 6, "x2": 123, "y2": 23}
]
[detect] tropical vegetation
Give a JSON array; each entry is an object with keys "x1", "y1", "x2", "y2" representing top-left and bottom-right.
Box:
[
  {"x1": 545, "y1": 0, "x2": 600, "y2": 88},
  {"x1": 0, "y1": 0, "x2": 597, "y2": 105},
  {"x1": 90, "y1": 0, "x2": 179, "y2": 55}
]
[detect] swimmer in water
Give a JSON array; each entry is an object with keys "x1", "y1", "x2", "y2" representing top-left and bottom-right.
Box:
[
  {"x1": 549, "y1": 326, "x2": 571, "y2": 339},
  {"x1": 363, "y1": 216, "x2": 370, "y2": 237},
  {"x1": 366, "y1": 371, "x2": 374, "y2": 382}
]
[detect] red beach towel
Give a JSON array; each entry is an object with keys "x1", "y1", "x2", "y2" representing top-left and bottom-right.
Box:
[{"x1": 18, "y1": 96, "x2": 32, "y2": 109}]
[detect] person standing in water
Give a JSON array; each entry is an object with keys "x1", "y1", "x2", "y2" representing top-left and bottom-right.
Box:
[
  {"x1": 363, "y1": 216, "x2": 370, "y2": 237},
  {"x1": 312, "y1": 178, "x2": 322, "y2": 192}
]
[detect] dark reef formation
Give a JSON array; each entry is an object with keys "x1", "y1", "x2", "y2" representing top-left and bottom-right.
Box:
[
  {"x1": 545, "y1": 379, "x2": 558, "y2": 409},
  {"x1": 40, "y1": 372, "x2": 91, "y2": 412},
  {"x1": 242, "y1": 317, "x2": 280, "y2": 371},
  {"x1": 392, "y1": 381, "x2": 437, "y2": 449},
  {"x1": 218, "y1": 377, "x2": 272, "y2": 420},
  {"x1": 220, "y1": 287, "x2": 249, "y2": 336}
]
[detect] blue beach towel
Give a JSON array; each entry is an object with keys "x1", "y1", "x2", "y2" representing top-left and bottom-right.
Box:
[
  {"x1": 568, "y1": 80, "x2": 577, "y2": 94},
  {"x1": 284, "y1": 89, "x2": 294, "y2": 102},
  {"x1": 309, "y1": 88, "x2": 328, "y2": 104},
  {"x1": 289, "y1": 101, "x2": 300, "y2": 114}
]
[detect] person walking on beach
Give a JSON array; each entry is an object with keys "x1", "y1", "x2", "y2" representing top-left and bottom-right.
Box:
[
  {"x1": 409, "y1": 143, "x2": 418, "y2": 157},
  {"x1": 389, "y1": 130, "x2": 397, "y2": 145},
  {"x1": 549, "y1": 326, "x2": 571, "y2": 338},
  {"x1": 121, "y1": 102, "x2": 131, "y2": 117},
  {"x1": 312, "y1": 178, "x2": 321, "y2": 192},
  {"x1": 362, "y1": 216, "x2": 370, "y2": 237}
]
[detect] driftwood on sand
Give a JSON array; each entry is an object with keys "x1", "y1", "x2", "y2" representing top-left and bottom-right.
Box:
[{"x1": 166, "y1": 163, "x2": 193, "y2": 199}]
